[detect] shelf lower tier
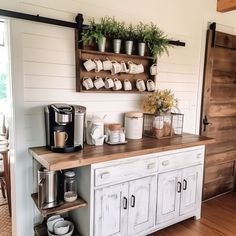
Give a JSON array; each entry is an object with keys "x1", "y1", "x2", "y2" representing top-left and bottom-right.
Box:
[
  {"x1": 34, "y1": 221, "x2": 81, "y2": 236},
  {"x1": 31, "y1": 193, "x2": 87, "y2": 218}
]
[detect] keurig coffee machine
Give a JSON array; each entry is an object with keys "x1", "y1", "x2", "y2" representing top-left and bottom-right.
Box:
[{"x1": 45, "y1": 104, "x2": 86, "y2": 153}]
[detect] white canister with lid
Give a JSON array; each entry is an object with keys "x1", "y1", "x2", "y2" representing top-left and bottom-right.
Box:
[{"x1": 125, "y1": 112, "x2": 143, "y2": 139}]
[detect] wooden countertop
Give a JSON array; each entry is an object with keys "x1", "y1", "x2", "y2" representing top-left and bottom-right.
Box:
[{"x1": 29, "y1": 133, "x2": 214, "y2": 171}]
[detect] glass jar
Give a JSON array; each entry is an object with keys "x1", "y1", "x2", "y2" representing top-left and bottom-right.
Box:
[{"x1": 64, "y1": 171, "x2": 78, "y2": 202}]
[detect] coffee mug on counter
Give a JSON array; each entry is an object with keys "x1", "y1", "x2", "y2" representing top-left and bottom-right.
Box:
[
  {"x1": 150, "y1": 64, "x2": 158, "y2": 75},
  {"x1": 146, "y1": 79, "x2": 156, "y2": 91},
  {"x1": 83, "y1": 59, "x2": 96, "y2": 72},
  {"x1": 113, "y1": 78, "x2": 122, "y2": 91},
  {"x1": 136, "y1": 79, "x2": 146, "y2": 92},
  {"x1": 54, "y1": 131, "x2": 68, "y2": 148},
  {"x1": 82, "y1": 77, "x2": 94, "y2": 90},
  {"x1": 124, "y1": 79, "x2": 132, "y2": 91},
  {"x1": 94, "y1": 59, "x2": 103, "y2": 72},
  {"x1": 94, "y1": 76, "x2": 105, "y2": 89},
  {"x1": 105, "y1": 77, "x2": 114, "y2": 89}
]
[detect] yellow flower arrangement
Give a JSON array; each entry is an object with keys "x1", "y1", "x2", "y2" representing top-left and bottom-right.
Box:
[{"x1": 143, "y1": 89, "x2": 178, "y2": 114}]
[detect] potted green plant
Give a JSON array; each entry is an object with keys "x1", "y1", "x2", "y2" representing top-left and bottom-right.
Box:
[
  {"x1": 107, "y1": 18, "x2": 125, "y2": 53},
  {"x1": 123, "y1": 24, "x2": 135, "y2": 55},
  {"x1": 81, "y1": 17, "x2": 113, "y2": 52},
  {"x1": 135, "y1": 22, "x2": 150, "y2": 56}
]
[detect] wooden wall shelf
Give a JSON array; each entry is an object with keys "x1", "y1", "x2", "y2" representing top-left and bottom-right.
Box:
[
  {"x1": 75, "y1": 29, "x2": 155, "y2": 93},
  {"x1": 31, "y1": 193, "x2": 87, "y2": 218},
  {"x1": 76, "y1": 49, "x2": 154, "y2": 93}
]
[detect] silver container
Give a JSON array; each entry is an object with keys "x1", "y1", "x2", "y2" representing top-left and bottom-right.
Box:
[
  {"x1": 98, "y1": 36, "x2": 106, "y2": 52},
  {"x1": 138, "y1": 42, "x2": 146, "y2": 56},
  {"x1": 38, "y1": 169, "x2": 58, "y2": 209},
  {"x1": 113, "y1": 39, "x2": 122, "y2": 53},
  {"x1": 125, "y1": 41, "x2": 133, "y2": 55}
]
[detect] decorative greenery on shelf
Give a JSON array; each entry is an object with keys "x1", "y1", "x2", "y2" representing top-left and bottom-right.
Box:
[
  {"x1": 81, "y1": 16, "x2": 171, "y2": 60},
  {"x1": 123, "y1": 24, "x2": 136, "y2": 41},
  {"x1": 81, "y1": 17, "x2": 113, "y2": 44},
  {"x1": 107, "y1": 17, "x2": 125, "y2": 39},
  {"x1": 143, "y1": 89, "x2": 178, "y2": 115}
]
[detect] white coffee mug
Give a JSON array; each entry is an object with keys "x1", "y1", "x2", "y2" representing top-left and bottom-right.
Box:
[
  {"x1": 83, "y1": 59, "x2": 96, "y2": 72},
  {"x1": 94, "y1": 59, "x2": 103, "y2": 72},
  {"x1": 103, "y1": 59, "x2": 112, "y2": 71},
  {"x1": 113, "y1": 78, "x2": 122, "y2": 91},
  {"x1": 105, "y1": 77, "x2": 114, "y2": 89},
  {"x1": 128, "y1": 61, "x2": 138, "y2": 74},
  {"x1": 120, "y1": 61, "x2": 129, "y2": 73},
  {"x1": 136, "y1": 64, "x2": 144, "y2": 74},
  {"x1": 146, "y1": 79, "x2": 156, "y2": 91},
  {"x1": 124, "y1": 79, "x2": 132, "y2": 91},
  {"x1": 150, "y1": 64, "x2": 158, "y2": 75},
  {"x1": 136, "y1": 79, "x2": 146, "y2": 92},
  {"x1": 82, "y1": 77, "x2": 94, "y2": 90},
  {"x1": 94, "y1": 76, "x2": 105, "y2": 89},
  {"x1": 111, "y1": 61, "x2": 122, "y2": 75}
]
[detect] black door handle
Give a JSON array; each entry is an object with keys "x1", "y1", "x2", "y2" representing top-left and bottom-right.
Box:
[
  {"x1": 131, "y1": 195, "x2": 135, "y2": 207},
  {"x1": 123, "y1": 197, "x2": 128, "y2": 209},
  {"x1": 177, "y1": 181, "x2": 182, "y2": 193},
  {"x1": 203, "y1": 115, "x2": 212, "y2": 132},
  {"x1": 183, "y1": 179, "x2": 187, "y2": 190}
]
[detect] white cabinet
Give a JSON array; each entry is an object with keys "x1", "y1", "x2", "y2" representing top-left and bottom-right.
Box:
[
  {"x1": 128, "y1": 176, "x2": 156, "y2": 235},
  {"x1": 157, "y1": 170, "x2": 181, "y2": 224},
  {"x1": 156, "y1": 165, "x2": 203, "y2": 226},
  {"x1": 94, "y1": 183, "x2": 128, "y2": 236},
  {"x1": 180, "y1": 165, "x2": 203, "y2": 215},
  {"x1": 72, "y1": 146, "x2": 205, "y2": 236},
  {"x1": 94, "y1": 176, "x2": 156, "y2": 236}
]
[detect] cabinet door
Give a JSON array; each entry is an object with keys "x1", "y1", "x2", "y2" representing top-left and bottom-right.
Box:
[
  {"x1": 180, "y1": 165, "x2": 203, "y2": 215},
  {"x1": 156, "y1": 170, "x2": 182, "y2": 224},
  {"x1": 94, "y1": 183, "x2": 128, "y2": 236},
  {"x1": 128, "y1": 176, "x2": 156, "y2": 235}
]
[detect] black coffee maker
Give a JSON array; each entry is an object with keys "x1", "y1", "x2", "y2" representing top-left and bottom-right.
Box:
[{"x1": 45, "y1": 104, "x2": 86, "y2": 153}]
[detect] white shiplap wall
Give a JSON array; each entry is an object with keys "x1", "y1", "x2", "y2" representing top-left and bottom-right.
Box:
[{"x1": 22, "y1": 23, "x2": 198, "y2": 148}]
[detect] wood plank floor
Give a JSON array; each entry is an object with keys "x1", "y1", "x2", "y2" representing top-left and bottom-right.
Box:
[{"x1": 150, "y1": 192, "x2": 236, "y2": 236}]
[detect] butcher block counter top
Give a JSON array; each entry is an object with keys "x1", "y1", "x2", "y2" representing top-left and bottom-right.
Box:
[{"x1": 29, "y1": 133, "x2": 214, "y2": 171}]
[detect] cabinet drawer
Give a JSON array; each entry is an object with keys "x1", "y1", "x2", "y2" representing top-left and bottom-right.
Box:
[
  {"x1": 159, "y1": 149, "x2": 204, "y2": 172},
  {"x1": 94, "y1": 158, "x2": 158, "y2": 187}
]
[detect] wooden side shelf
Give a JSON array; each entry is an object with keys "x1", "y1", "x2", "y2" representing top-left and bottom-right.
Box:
[
  {"x1": 31, "y1": 193, "x2": 87, "y2": 218},
  {"x1": 34, "y1": 222, "x2": 81, "y2": 236}
]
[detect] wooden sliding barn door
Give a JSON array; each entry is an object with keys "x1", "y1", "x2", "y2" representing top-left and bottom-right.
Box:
[{"x1": 201, "y1": 27, "x2": 236, "y2": 200}]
